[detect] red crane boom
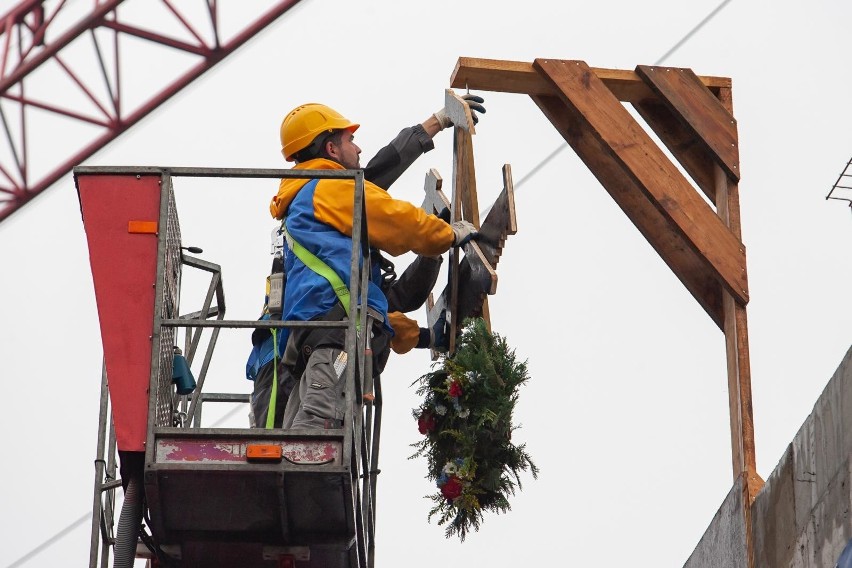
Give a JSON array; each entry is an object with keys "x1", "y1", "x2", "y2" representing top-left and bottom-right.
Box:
[{"x1": 0, "y1": 0, "x2": 305, "y2": 223}]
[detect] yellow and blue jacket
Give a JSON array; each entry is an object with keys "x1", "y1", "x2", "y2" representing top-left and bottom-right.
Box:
[{"x1": 246, "y1": 158, "x2": 452, "y2": 379}]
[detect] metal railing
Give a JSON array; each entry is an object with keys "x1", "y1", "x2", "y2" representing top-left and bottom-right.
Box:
[{"x1": 85, "y1": 166, "x2": 381, "y2": 568}]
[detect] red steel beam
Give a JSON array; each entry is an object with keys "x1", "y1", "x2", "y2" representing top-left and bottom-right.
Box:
[{"x1": 0, "y1": 0, "x2": 306, "y2": 223}]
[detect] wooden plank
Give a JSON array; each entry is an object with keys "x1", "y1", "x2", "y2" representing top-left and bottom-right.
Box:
[
  {"x1": 425, "y1": 293, "x2": 444, "y2": 362},
  {"x1": 715, "y1": 88, "x2": 763, "y2": 568},
  {"x1": 479, "y1": 289, "x2": 492, "y2": 332},
  {"x1": 717, "y1": 161, "x2": 748, "y2": 485},
  {"x1": 421, "y1": 169, "x2": 450, "y2": 362},
  {"x1": 477, "y1": 164, "x2": 517, "y2": 269},
  {"x1": 445, "y1": 89, "x2": 476, "y2": 134},
  {"x1": 422, "y1": 166, "x2": 497, "y2": 353},
  {"x1": 636, "y1": 65, "x2": 740, "y2": 182},
  {"x1": 455, "y1": 124, "x2": 490, "y2": 330},
  {"x1": 723, "y1": 289, "x2": 763, "y2": 503},
  {"x1": 534, "y1": 58, "x2": 749, "y2": 306},
  {"x1": 449, "y1": 120, "x2": 489, "y2": 347},
  {"x1": 426, "y1": 243, "x2": 497, "y2": 339},
  {"x1": 475, "y1": 163, "x2": 517, "y2": 331},
  {"x1": 447, "y1": 130, "x2": 464, "y2": 353},
  {"x1": 454, "y1": 128, "x2": 481, "y2": 226},
  {"x1": 713, "y1": 86, "x2": 763, "y2": 505},
  {"x1": 456, "y1": 242, "x2": 497, "y2": 322},
  {"x1": 450, "y1": 57, "x2": 731, "y2": 103},
  {"x1": 421, "y1": 168, "x2": 450, "y2": 217},
  {"x1": 632, "y1": 100, "x2": 717, "y2": 204},
  {"x1": 532, "y1": 93, "x2": 724, "y2": 327}
]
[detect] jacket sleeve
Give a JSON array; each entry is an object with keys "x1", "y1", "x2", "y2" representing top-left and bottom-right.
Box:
[
  {"x1": 388, "y1": 311, "x2": 421, "y2": 355},
  {"x1": 363, "y1": 124, "x2": 434, "y2": 191},
  {"x1": 385, "y1": 255, "x2": 443, "y2": 313},
  {"x1": 312, "y1": 179, "x2": 454, "y2": 257}
]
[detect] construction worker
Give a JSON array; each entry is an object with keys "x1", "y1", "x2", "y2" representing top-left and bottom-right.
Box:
[{"x1": 247, "y1": 96, "x2": 485, "y2": 429}]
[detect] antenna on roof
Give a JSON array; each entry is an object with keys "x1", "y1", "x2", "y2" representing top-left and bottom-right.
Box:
[{"x1": 826, "y1": 157, "x2": 852, "y2": 209}]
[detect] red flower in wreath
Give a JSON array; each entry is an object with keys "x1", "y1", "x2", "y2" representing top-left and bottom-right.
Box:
[
  {"x1": 440, "y1": 475, "x2": 463, "y2": 500},
  {"x1": 417, "y1": 411, "x2": 436, "y2": 435},
  {"x1": 448, "y1": 380, "x2": 463, "y2": 398}
]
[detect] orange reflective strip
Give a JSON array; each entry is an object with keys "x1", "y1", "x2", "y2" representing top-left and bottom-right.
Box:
[
  {"x1": 128, "y1": 220, "x2": 158, "y2": 234},
  {"x1": 247, "y1": 444, "x2": 283, "y2": 461}
]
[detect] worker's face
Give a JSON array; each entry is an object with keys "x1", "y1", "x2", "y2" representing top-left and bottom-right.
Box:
[{"x1": 327, "y1": 130, "x2": 361, "y2": 169}]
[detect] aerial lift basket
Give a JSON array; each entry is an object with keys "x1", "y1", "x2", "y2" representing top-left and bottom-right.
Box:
[{"x1": 77, "y1": 166, "x2": 380, "y2": 568}]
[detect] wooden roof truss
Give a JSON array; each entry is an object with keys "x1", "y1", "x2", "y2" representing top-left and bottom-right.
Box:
[{"x1": 447, "y1": 56, "x2": 764, "y2": 566}]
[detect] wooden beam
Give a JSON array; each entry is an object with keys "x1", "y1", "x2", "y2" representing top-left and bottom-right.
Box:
[
  {"x1": 477, "y1": 164, "x2": 517, "y2": 269},
  {"x1": 718, "y1": 158, "x2": 762, "y2": 568},
  {"x1": 445, "y1": 88, "x2": 476, "y2": 135},
  {"x1": 532, "y1": 93, "x2": 725, "y2": 327},
  {"x1": 712, "y1": 86, "x2": 761, "y2": 568},
  {"x1": 422, "y1": 170, "x2": 449, "y2": 362},
  {"x1": 636, "y1": 65, "x2": 740, "y2": 182},
  {"x1": 426, "y1": 242, "x2": 497, "y2": 341},
  {"x1": 456, "y1": 241, "x2": 497, "y2": 319},
  {"x1": 425, "y1": 292, "x2": 445, "y2": 362},
  {"x1": 454, "y1": 128, "x2": 481, "y2": 227},
  {"x1": 450, "y1": 57, "x2": 731, "y2": 103},
  {"x1": 632, "y1": 100, "x2": 718, "y2": 204},
  {"x1": 713, "y1": 86, "x2": 763, "y2": 495},
  {"x1": 534, "y1": 58, "x2": 749, "y2": 306},
  {"x1": 453, "y1": 124, "x2": 492, "y2": 332},
  {"x1": 448, "y1": 122, "x2": 483, "y2": 351},
  {"x1": 421, "y1": 168, "x2": 450, "y2": 217}
]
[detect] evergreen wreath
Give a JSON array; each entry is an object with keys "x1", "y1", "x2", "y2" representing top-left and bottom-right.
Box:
[{"x1": 410, "y1": 317, "x2": 538, "y2": 541}]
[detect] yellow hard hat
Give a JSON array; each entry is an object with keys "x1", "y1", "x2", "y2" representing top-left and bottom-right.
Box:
[{"x1": 279, "y1": 103, "x2": 360, "y2": 161}]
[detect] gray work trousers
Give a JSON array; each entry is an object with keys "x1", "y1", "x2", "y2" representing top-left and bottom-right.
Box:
[
  {"x1": 281, "y1": 347, "x2": 348, "y2": 430},
  {"x1": 249, "y1": 358, "x2": 297, "y2": 428}
]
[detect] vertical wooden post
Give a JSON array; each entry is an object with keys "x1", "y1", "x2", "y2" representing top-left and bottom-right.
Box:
[
  {"x1": 448, "y1": 129, "x2": 465, "y2": 354},
  {"x1": 455, "y1": 129, "x2": 492, "y2": 331},
  {"x1": 450, "y1": 122, "x2": 491, "y2": 351},
  {"x1": 714, "y1": 86, "x2": 763, "y2": 568}
]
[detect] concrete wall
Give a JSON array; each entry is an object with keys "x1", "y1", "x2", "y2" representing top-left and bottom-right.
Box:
[
  {"x1": 684, "y1": 345, "x2": 852, "y2": 568},
  {"x1": 683, "y1": 478, "x2": 747, "y2": 568}
]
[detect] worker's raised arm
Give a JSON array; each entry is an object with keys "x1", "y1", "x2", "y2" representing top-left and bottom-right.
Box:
[
  {"x1": 427, "y1": 93, "x2": 486, "y2": 136},
  {"x1": 313, "y1": 180, "x2": 454, "y2": 257},
  {"x1": 363, "y1": 94, "x2": 486, "y2": 190},
  {"x1": 363, "y1": 125, "x2": 434, "y2": 190}
]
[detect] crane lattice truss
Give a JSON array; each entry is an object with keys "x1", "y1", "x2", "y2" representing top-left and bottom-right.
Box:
[{"x1": 0, "y1": 0, "x2": 304, "y2": 223}]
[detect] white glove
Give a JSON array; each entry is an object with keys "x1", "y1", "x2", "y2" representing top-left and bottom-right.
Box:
[
  {"x1": 433, "y1": 94, "x2": 486, "y2": 130},
  {"x1": 451, "y1": 220, "x2": 478, "y2": 246}
]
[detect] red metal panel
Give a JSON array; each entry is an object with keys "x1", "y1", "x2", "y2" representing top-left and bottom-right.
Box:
[{"x1": 78, "y1": 173, "x2": 160, "y2": 451}]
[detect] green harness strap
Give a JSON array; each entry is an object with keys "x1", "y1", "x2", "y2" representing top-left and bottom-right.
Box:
[
  {"x1": 264, "y1": 224, "x2": 360, "y2": 429},
  {"x1": 282, "y1": 224, "x2": 353, "y2": 318},
  {"x1": 264, "y1": 327, "x2": 279, "y2": 430}
]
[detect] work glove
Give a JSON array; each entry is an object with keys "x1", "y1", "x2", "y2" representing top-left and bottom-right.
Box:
[
  {"x1": 451, "y1": 220, "x2": 478, "y2": 247},
  {"x1": 433, "y1": 94, "x2": 486, "y2": 130}
]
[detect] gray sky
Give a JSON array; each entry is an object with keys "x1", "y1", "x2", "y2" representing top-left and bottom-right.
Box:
[{"x1": 2, "y1": 0, "x2": 852, "y2": 566}]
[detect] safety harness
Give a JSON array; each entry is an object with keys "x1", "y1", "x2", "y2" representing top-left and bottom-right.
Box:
[
  {"x1": 263, "y1": 222, "x2": 359, "y2": 428},
  {"x1": 281, "y1": 223, "x2": 353, "y2": 318}
]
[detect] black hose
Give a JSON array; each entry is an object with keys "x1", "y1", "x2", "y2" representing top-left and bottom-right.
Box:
[{"x1": 113, "y1": 473, "x2": 143, "y2": 568}]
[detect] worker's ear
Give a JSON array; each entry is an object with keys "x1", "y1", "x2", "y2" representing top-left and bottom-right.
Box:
[{"x1": 324, "y1": 138, "x2": 339, "y2": 161}]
